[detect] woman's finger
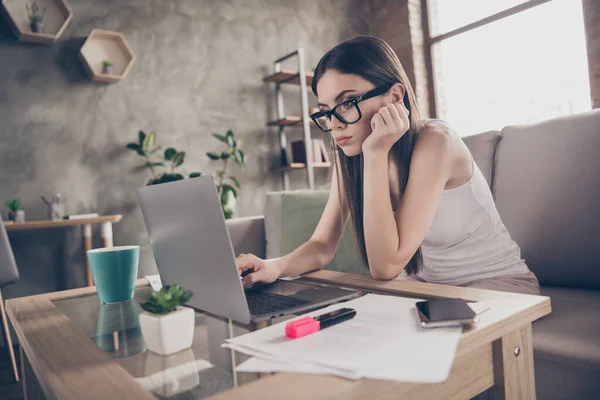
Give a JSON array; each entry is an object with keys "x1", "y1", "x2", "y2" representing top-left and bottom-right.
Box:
[
  {"x1": 371, "y1": 112, "x2": 384, "y2": 131},
  {"x1": 378, "y1": 106, "x2": 392, "y2": 126}
]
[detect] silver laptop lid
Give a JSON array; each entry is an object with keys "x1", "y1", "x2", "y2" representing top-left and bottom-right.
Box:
[
  {"x1": 137, "y1": 176, "x2": 252, "y2": 324},
  {"x1": 0, "y1": 216, "x2": 19, "y2": 288}
]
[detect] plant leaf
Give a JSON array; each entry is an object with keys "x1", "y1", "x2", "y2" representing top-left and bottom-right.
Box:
[
  {"x1": 176, "y1": 151, "x2": 185, "y2": 167},
  {"x1": 172, "y1": 152, "x2": 185, "y2": 167},
  {"x1": 143, "y1": 131, "x2": 156, "y2": 153},
  {"x1": 228, "y1": 176, "x2": 241, "y2": 188},
  {"x1": 126, "y1": 143, "x2": 140, "y2": 151},
  {"x1": 221, "y1": 151, "x2": 230, "y2": 159},
  {"x1": 222, "y1": 184, "x2": 238, "y2": 197},
  {"x1": 164, "y1": 147, "x2": 177, "y2": 161},
  {"x1": 206, "y1": 152, "x2": 220, "y2": 160},
  {"x1": 233, "y1": 150, "x2": 243, "y2": 166},
  {"x1": 138, "y1": 130, "x2": 146, "y2": 145},
  {"x1": 212, "y1": 133, "x2": 228, "y2": 144},
  {"x1": 226, "y1": 130, "x2": 235, "y2": 148},
  {"x1": 145, "y1": 162, "x2": 165, "y2": 167},
  {"x1": 189, "y1": 172, "x2": 202, "y2": 178}
]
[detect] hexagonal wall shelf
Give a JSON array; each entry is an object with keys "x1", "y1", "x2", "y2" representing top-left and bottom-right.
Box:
[
  {"x1": 79, "y1": 29, "x2": 136, "y2": 83},
  {"x1": 1, "y1": 0, "x2": 72, "y2": 44}
]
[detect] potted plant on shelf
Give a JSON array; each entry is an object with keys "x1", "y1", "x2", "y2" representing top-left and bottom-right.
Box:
[
  {"x1": 206, "y1": 130, "x2": 245, "y2": 219},
  {"x1": 25, "y1": 2, "x2": 46, "y2": 33},
  {"x1": 102, "y1": 60, "x2": 113, "y2": 74},
  {"x1": 6, "y1": 199, "x2": 25, "y2": 223},
  {"x1": 139, "y1": 284, "x2": 194, "y2": 356}
]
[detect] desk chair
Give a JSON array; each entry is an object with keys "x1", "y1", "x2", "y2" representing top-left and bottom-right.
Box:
[{"x1": 0, "y1": 216, "x2": 19, "y2": 382}]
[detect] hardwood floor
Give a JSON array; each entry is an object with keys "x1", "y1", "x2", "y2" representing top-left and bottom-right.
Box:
[{"x1": 0, "y1": 345, "x2": 23, "y2": 400}]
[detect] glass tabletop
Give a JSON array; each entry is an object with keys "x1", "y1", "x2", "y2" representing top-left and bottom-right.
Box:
[{"x1": 52, "y1": 286, "x2": 262, "y2": 399}]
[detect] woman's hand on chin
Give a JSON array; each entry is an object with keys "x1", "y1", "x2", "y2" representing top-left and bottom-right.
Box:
[{"x1": 362, "y1": 102, "x2": 410, "y2": 155}]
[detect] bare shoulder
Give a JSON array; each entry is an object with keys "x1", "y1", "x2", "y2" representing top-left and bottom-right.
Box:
[
  {"x1": 413, "y1": 120, "x2": 454, "y2": 158},
  {"x1": 416, "y1": 120, "x2": 473, "y2": 188}
]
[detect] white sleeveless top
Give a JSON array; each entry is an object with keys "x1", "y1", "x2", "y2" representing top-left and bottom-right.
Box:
[{"x1": 414, "y1": 159, "x2": 530, "y2": 285}]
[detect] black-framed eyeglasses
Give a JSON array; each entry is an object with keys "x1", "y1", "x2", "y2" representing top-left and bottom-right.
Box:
[{"x1": 310, "y1": 84, "x2": 393, "y2": 132}]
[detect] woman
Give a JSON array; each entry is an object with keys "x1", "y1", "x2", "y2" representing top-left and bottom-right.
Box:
[{"x1": 237, "y1": 36, "x2": 540, "y2": 295}]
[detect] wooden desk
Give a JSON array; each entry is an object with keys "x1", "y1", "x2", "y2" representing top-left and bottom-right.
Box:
[
  {"x1": 4, "y1": 215, "x2": 122, "y2": 286},
  {"x1": 6, "y1": 272, "x2": 551, "y2": 400}
]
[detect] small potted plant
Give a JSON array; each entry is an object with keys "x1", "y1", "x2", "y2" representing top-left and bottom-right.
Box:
[
  {"x1": 139, "y1": 284, "x2": 194, "y2": 356},
  {"x1": 6, "y1": 199, "x2": 25, "y2": 223},
  {"x1": 25, "y1": 2, "x2": 46, "y2": 33},
  {"x1": 102, "y1": 60, "x2": 113, "y2": 75}
]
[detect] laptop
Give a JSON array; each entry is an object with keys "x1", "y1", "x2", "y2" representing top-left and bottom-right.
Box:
[
  {"x1": 136, "y1": 176, "x2": 358, "y2": 324},
  {"x1": 0, "y1": 216, "x2": 19, "y2": 288}
]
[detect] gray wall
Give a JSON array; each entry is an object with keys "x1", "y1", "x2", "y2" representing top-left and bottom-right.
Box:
[{"x1": 0, "y1": 0, "x2": 367, "y2": 335}]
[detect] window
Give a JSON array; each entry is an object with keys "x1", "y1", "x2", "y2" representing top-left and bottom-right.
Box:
[{"x1": 428, "y1": 0, "x2": 591, "y2": 136}]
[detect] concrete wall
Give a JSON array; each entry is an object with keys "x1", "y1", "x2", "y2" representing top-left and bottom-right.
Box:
[{"x1": 0, "y1": 0, "x2": 367, "y2": 315}]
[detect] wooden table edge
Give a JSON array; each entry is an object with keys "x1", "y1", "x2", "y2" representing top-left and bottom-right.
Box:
[
  {"x1": 6, "y1": 278, "x2": 154, "y2": 400},
  {"x1": 4, "y1": 215, "x2": 123, "y2": 231}
]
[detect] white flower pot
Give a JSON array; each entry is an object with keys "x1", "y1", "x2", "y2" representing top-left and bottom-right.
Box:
[{"x1": 139, "y1": 306, "x2": 195, "y2": 356}]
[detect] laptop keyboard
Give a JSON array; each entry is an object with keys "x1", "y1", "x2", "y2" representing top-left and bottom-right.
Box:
[{"x1": 245, "y1": 291, "x2": 311, "y2": 316}]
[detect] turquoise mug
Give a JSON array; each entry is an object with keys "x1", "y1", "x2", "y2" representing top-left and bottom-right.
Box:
[{"x1": 87, "y1": 246, "x2": 140, "y2": 303}]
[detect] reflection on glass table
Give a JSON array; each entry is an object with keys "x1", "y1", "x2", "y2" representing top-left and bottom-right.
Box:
[{"x1": 53, "y1": 286, "x2": 244, "y2": 399}]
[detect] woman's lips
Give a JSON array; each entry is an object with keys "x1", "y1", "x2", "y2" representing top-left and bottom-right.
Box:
[{"x1": 335, "y1": 136, "x2": 351, "y2": 146}]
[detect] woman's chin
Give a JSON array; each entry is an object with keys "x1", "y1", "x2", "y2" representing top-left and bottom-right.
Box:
[{"x1": 340, "y1": 145, "x2": 362, "y2": 157}]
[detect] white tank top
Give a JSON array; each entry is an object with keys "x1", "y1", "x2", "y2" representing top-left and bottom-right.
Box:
[{"x1": 415, "y1": 159, "x2": 530, "y2": 285}]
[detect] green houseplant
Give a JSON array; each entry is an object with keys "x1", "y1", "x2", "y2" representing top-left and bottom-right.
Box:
[
  {"x1": 126, "y1": 130, "x2": 202, "y2": 186},
  {"x1": 139, "y1": 284, "x2": 195, "y2": 355},
  {"x1": 102, "y1": 60, "x2": 113, "y2": 74},
  {"x1": 6, "y1": 199, "x2": 25, "y2": 223},
  {"x1": 206, "y1": 130, "x2": 245, "y2": 219},
  {"x1": 25, "y1": 2, "x2": 46, "y2": 33}
]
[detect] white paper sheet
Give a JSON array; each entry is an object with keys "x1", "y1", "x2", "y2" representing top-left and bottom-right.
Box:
[
  {"x1": 146, "y1": 274, "x2": 163, "y2": 291},
  {"x1": 224, "y1": 294, "x2": 462, "y2": 382}
]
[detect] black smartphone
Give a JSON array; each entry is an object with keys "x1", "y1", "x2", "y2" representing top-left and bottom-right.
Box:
[{"x1": 415, "y1": 298, "x2": 478, "y2": 328}]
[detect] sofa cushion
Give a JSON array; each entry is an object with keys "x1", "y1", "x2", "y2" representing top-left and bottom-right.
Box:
[
  {"x1": 494, "y1": 110, "x2": 600, "y2": 289},
  {"x1": 226, "y1": 216, "x2": 266, "y2": 258},
  {"x1": 461, "y1": 130, "x2": 501, "y2": 193},
  {"x1": 264, "y1": 190, "x2": 367, "y2": 275},
  {"x1": 533, "y1": 286, "x2": 600, "y2": 372}
]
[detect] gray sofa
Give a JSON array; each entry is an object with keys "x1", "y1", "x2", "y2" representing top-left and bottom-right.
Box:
[{"x1": 226, "y1": 109, "x2": 600, "y2": 399}]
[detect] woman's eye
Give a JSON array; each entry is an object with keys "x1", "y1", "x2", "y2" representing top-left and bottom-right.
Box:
[{"x1": 340, "y1": 101, "x2": 353, "y2": 110}]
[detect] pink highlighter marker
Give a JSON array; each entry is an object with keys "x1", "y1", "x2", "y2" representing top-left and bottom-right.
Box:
[{"x1": 285, "y1": 308, "x2": 357, "y2": 339}]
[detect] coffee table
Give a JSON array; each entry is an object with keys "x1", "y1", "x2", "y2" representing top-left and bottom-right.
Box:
[{"x1": 6, "y1": 270, "x2": 550, "y2": 399}]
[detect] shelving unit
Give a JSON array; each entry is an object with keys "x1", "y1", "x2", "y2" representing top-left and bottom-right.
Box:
[
  {"x1": 79, "y1": 29, "x2": 135, "y2": 83},
  {"x1": 277, "y1": 162, "x2": 331, "y2": 172},
  {"x1": 1, "y1": 0, "x2": 73, "y2": 44},
  {"x1": 264, "y1": 48, "x2": 328, "y2": 190}
]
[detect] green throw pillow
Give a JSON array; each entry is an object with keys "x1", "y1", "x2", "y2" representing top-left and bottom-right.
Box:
[{"x1": 277, "y1": 190, "x2": 369, "y2": 276}]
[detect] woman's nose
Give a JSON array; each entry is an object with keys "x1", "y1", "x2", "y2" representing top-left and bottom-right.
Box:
[{"x1": 329, "y1": 114, "x2": 346, "y2": 130}]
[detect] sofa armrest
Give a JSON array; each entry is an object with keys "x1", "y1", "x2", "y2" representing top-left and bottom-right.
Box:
[{"x1": 225, "y1": 216, "x2": 266, "y2": 258}]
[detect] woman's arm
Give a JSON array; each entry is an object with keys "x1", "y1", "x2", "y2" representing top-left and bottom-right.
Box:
[
  {"x1": 274, "y1": 165, "x2": 350, "y2": 278},
  {"x1": 363, "y1": 124, "x2": 453, "y2": 280},
  {"x1": 238, "y1": 164, "x2": 350, "y2": 285}
]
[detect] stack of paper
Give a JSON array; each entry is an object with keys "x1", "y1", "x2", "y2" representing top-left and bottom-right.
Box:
[{"x1": 223, "y1": 294, "x2": 463, "y2": 383}]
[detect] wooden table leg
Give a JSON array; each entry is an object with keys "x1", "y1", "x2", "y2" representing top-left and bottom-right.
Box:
[
  {"x1": 492, "y1": 323, "x2": 536, "y2": 399},
  {"x1": 83, "y1": 224, "x2": 93, "y2": 287},
  {"x1": 20, "y1": 346, "x2": 27, "y2": 400},
  {"x1": 0, "y1": 289, "x2": 19, "y2": 382},
  {"x1": 100, "y1": 222, "x2": 113, "y2": 249}
]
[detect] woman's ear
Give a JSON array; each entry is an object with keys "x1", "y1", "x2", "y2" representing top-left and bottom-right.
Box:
[{"x1": 388, "y1": 83, "x2": 406, "y2": 104}]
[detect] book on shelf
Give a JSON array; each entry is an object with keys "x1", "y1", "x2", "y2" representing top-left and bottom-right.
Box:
[{"x1": 290, "y1": 139, "x2": 329, "y2": 164}]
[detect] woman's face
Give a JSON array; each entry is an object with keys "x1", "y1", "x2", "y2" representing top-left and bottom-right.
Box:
[{"x1": 315, "y1": 70, "x2": 389, "y2": 157}]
